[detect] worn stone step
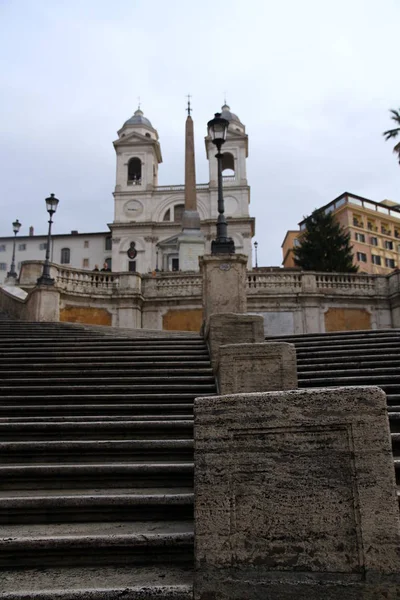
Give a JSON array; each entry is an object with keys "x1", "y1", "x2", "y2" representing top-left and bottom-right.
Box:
[
  {"x1": 0, "y1": 439, "x2": 193, "y2": 462},
  {"x1": 0, "y1": 337, "x2": 204, "y2": 344},
  {"x1": 0, "y1": 365, "x2": 212, "y2": 376},
  {"x1": 266, "y1": 329, "x2": 399, "y2": 342},
  {"x1": 293, "y1": 340, "x2": 400, "y2": 354},
  {"x1": 272, "y1": 335, "x2": 400, "y2": 348},
  {"x1": 0, "y1": 421, "x2": 194, "y2": 441},
  {"x1": 0, "y1": 355, "x2": 211, "y2": 366},
  {"x1": 0, "y1": 414, "x2": 193, "y2": 423},
  {"x1": 0, "y1": 565, "x2": 193, "y2": 599},
  {"x1": 0, "y1": 350, "x2": 209, "y2": 359},
  {"x1": 0, "y1": 393, "x2": 202, "y2": 406},
  {"x1": 0, "y1": 520, "x2": 193, "y2": 568},
  {"x1": 0, "y1": 490, "x2": 193, "y2": 524},
  {"x1": 0, "y1": 462, "x2": 194, "y2": 490},
  {"x1": 298, "y1": 366, "x2": 400, "y2": 378},
  {"x1": 298, "y1": 375, "x2": 400, "y2": 387},
  {"x1": 296, "y1": 352, "x2": 400, "y2": 365},
  {"x1": 1, "y1": 375, "x2": 215, "y2": 386},
  {"x1": 0, "y1": 383, "x2": 216, "y2": 397},
  {"x1": 0, "y1": 403, "x2": 194, "y2": 417},
  {"x1": 297, "y1": 358, "x2": 400, "y2": 370}
]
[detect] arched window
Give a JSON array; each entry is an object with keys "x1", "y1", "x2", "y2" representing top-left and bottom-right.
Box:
[
  {"x1": 221, "y1": 152, "x2": 235, "y2": 176},
  {"x1": 173, "y1": 204, "x2": 185, "y2": 223},
  {"x1": 60, "y1": 248, "x2": 70, "y2": 264},
  {"x1": 163, "y1": 209, "x2": 171, "y2": 222},
  {"x1": 128, "y1": 157, "x2": 142, "y2": 184}
]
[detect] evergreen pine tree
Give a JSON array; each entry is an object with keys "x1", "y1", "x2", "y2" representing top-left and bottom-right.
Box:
[{"x1": 293, "y1": 209, "x2": 358, "y2": 272}]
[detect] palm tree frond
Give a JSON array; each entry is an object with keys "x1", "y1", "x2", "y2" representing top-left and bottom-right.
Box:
[
  {"x1": 390, "y1": 109, "x2": 400, "y2": 122},
  {"x1": 383, "y1": 128, "x2": 400, "y2": 140}
]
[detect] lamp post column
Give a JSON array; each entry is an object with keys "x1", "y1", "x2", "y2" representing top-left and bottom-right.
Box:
[
  {"x1": 37, "y1": 194, "x2": 59, "y2": 286},
  {"x1": 7, "y1": 219, "x2": 22, "y2": 280}
]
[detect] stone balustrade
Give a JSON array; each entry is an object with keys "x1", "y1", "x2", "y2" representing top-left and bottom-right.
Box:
[{"x1": 142, "y1": 273, "x2": 202, "y2": 298}]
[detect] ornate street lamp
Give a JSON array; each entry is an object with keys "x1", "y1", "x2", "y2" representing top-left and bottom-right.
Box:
[
  {"x1": 37, "y1": 194, "x2": 59, "y2": 286},
  {"x1": 207, "y1": 112, "x2": 235, "y2": 254},
  {"x1": 254, "y1": 240, "x2": 258, "y2": 268},
  {"x1": 7, "y1": 219, "x2": 22, "y2": 279}
]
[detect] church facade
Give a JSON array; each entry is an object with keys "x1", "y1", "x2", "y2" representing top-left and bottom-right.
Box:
[{"x1": 0, "y1": 104, "x2": 255, "y2": 284}]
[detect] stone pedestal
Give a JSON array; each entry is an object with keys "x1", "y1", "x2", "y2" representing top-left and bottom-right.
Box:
[
  {"x1": 178, "y1": 231, "x2": 205, "y2": 273},
  {"x1": 218, "y1": 342, "x2": 297, "y2": 394},
  {"x1": 199, "y1": 254, "x2": 248, "y2": 323},
  {"x1": 204, "y1": 313, "x2": 264, "y2": 372},
  {"x1": 194, "y1": 386, "x2": 400, "y2": 599}
]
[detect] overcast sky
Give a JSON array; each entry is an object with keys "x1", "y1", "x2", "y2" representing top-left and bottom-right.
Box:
[{"x1": 0, "y1": 0, "x2": 399, "y2": 267}]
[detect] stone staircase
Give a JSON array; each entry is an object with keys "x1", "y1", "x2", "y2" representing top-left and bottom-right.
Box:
[
  {"x1": 267, "y1": 328, "x2": 400, "y2": 500},
  {"x1": 0, "y1": 317, "x2": 216, "y2": 599}
]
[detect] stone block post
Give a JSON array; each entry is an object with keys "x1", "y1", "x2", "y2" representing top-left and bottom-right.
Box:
[
  {"x1": 194, "y1": 386, "x2": 400, "y2": 599},
  {"x1": 199, "y1": 254, "x2": 248, "y2": 323}
]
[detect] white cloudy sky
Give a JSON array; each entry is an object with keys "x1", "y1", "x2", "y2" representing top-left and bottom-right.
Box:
[{"x1": 0, "y1": 0, "x2": 399, "y2": 267}]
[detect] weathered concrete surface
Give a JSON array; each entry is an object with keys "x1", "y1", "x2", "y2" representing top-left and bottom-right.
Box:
[
  {"x1": 218, "y1": 342, "x2": 297, "y2": 394},
  {"x1": 199, "y1": 254, "x2": 248, "y2": 323},
  {"x1": 0, "y1": 285, "x2": 60, "y2": 322},
  {"x1": 205, "y1": 313, "x2": 264, "y2": 372},
  {"x1": 194, "y1": 386, "x2": 400, "y2": 599}
]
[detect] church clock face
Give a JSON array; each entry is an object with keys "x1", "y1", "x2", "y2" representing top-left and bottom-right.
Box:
[{"x1": 124, "y1": 200, "x2": 143, "y2": 219}]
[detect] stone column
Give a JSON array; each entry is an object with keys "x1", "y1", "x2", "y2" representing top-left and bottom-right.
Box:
[
  {"x1": 194, "y1": 386, "x2": 400, "y2": 599},
  {"x1": 199, "y1": 254, "x2": 248, "y2": 323}
]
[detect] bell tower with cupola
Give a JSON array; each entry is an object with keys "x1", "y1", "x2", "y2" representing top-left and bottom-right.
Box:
[{"x1": 113, "y1": 107, "x2": 162, "y2": 223}]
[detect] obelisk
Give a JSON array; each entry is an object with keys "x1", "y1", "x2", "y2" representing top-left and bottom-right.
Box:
[{"x1": 178, "y1": 97, "x2": 205, "y2": 271}]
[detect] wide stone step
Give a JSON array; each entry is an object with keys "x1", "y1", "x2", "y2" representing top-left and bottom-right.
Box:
[
  {"x1": 0, "y1": 337, "x2": 204, "y2": 345},
  {"x1": 0, "y1": 383, "x2": 216, "y2": 397},
  {"x1": 0, "y1": 393, "x2": 202, "y2": 406},
  {"x1": 0, "y1": 462, "x2": 194, "y2": 490},
  {"x1": 296, "y1": 352, "x2": 400, "y2": 365},
  {"x1": 0, "y1": 414, "x2": 193, "y2": 423},
  {"x1": 271, "y1": 335, "x2": 400, "y2": 348},
  {"x1": 266, "y1": 329, "x2": 399, "y2": 342},
  {"x1": 0, "y1": 403, "x2": 194, "y2": 417},
  {"x1": 1, "y1": 375, "x2": 215, "y2": 386},
  {"x1": 297, "y1": 358, "x2": 400, "y2": 370},
  {"x1": 0, "y1": 439, "x2": 194, "y2": 462},
  {"x1": 292, "y1": 341, "x2": 400, "y2": 355},
  {"x1": 0, "y1": 490, "x2": 194, "y2": 524},
  {"x1": 0, "y1": 420, "x2": 193, "y2": 441},
  {"x1": 0, "y1": 365, "x2": 212, "y2": 376},
  {"x1": 0, "y1": 565, "x2": 193, "y2": 599},
  {"x1": 0, "y1": 521, "x2": 193, "y2": 568},
  {"x1": 0, "y1": 342, "x2": 207, "y2": 352},
  {"x1": 298, "y1": 366, "x2": 400, "y2": 378},
  {"x1": 298, "y1": 375, "x2": 400, "y2": 387},
  {"x1": 0, "y1": 355, "x2": 211, "y2": 365}
]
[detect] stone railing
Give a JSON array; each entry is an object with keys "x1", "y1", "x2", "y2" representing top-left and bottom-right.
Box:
[
  {"x1": 247, "y1": 270, "x2": 388, "y2": 296},
  {"x1": 56, "y1": 267, "x2": 120, "y2": 294},
  {"x1": 142, "y1": 273, "x2": 202, "y2": 299},
  {"x1": 155, "y1": 183, "x2": 209, "y2": 192}
]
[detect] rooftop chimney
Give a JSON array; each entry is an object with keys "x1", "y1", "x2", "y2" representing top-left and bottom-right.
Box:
[{"x1": 29, "y1": 226, "x2": 34, "y2": 237}]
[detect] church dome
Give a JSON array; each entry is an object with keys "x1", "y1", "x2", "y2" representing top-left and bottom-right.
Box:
[
  {"x1": 220, "y1": 104, "x2": 242, "y2": 125},
  {"x1": 123, "y1": 108, "x2": 153, "y2": 128}
]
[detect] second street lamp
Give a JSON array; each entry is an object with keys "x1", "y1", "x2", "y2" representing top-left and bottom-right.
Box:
[
  {"x1": 7, "y1": 219, "x2": 22, "y2": 280},
  {"x1": 37, "y1": 193, "x2": 59, "y2": 286},
  {"x1": 207, "y1": 112, "x2": 235, "y2": 255},
  {"x1": 254, "y1": 240, "x2": 258, "y2": 268}
]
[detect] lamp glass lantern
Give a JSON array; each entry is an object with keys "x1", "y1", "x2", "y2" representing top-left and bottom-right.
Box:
[
  {"x1": 207, "y1": 113, "x2": 229, "y2": 148},
  {"x1": 12, "y1": 219, "x2": 22, "y2": 235},
  {"x1": 45, "y1": 193, "x2": 59, "y2": 215}
]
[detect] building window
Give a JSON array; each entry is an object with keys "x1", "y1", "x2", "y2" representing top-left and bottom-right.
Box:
[
  {"x1": 60, "y1": 248, "x2": 71, "y2": 264},
  {"x1": 105, "y1": 236, "x2": 112, "y2": 251},
  {"x1": 82, "y1": 258, "x2": 89, "y2": 268},
  {"x1": 221, "y1": 152, "x2": 235, "y2": 176},
  {"x1": 127, "y1": 157, "x2": 142, "y2": 184},
  {"x1": 368, "y1": 221, "x2": 377, "y2": 231},
  {"x1": 128, "y1": 260, "x2": 136, "y2": 272},
  {"x1": 356, "y1": 252, "x2": 367, "y2": 262},
  {"x1": 372, "y1": 254, "x2": 381, "y2": 265},
  {"x1": 0, "y1": 263, "x2": 6, "y2": 270},
  {"x1": 39, "y1": 242, "x2": 47, "y2": 251},
  {"x1": 355, "y1": 233, "x2": 365, "y2": 243},
  {"x1": 384, "y1": 240, "x2": 394, "y2": 250},
  {"x1": 173, "y1": 204, "x2": 185, "y2": 223},
  {"x1": 353, "y1": 215, "x2": 364, "y2": 228},
  {"x1": 385, "y1": 258, "x2": 396, "y2": 268},
  {"x1": 18, "y1": 243, "x2": 26, "y2": 251},
  {"x1": 163, "y1": 209, "x2": 171, "y2": 222},
  {"x1": 370, "y1": 237, "x2": 378, "y2": 246},
  {"x1": 0, "y1": 245, "x2": 6, "y2": 252},
  {"x1": 293, "y1": 238, "x2": 300, "y2": 247},
  {"x1": 172, "y1": 258, "x2": 179, "y2": 271},
  {"x1": 381, "y1": 224, "x2": 391, "y2": 235},
  {"x1": 84, "y1": 240, "x2": 89, "y2": 248}
]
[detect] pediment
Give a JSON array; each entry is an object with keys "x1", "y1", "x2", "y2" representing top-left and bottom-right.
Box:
[
  {"x1": 113, "y1": 131, "x2": 156, "y2": 147},
  {"x1": 158, "y1": 234, "x2": 179, "y2": 248}
]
